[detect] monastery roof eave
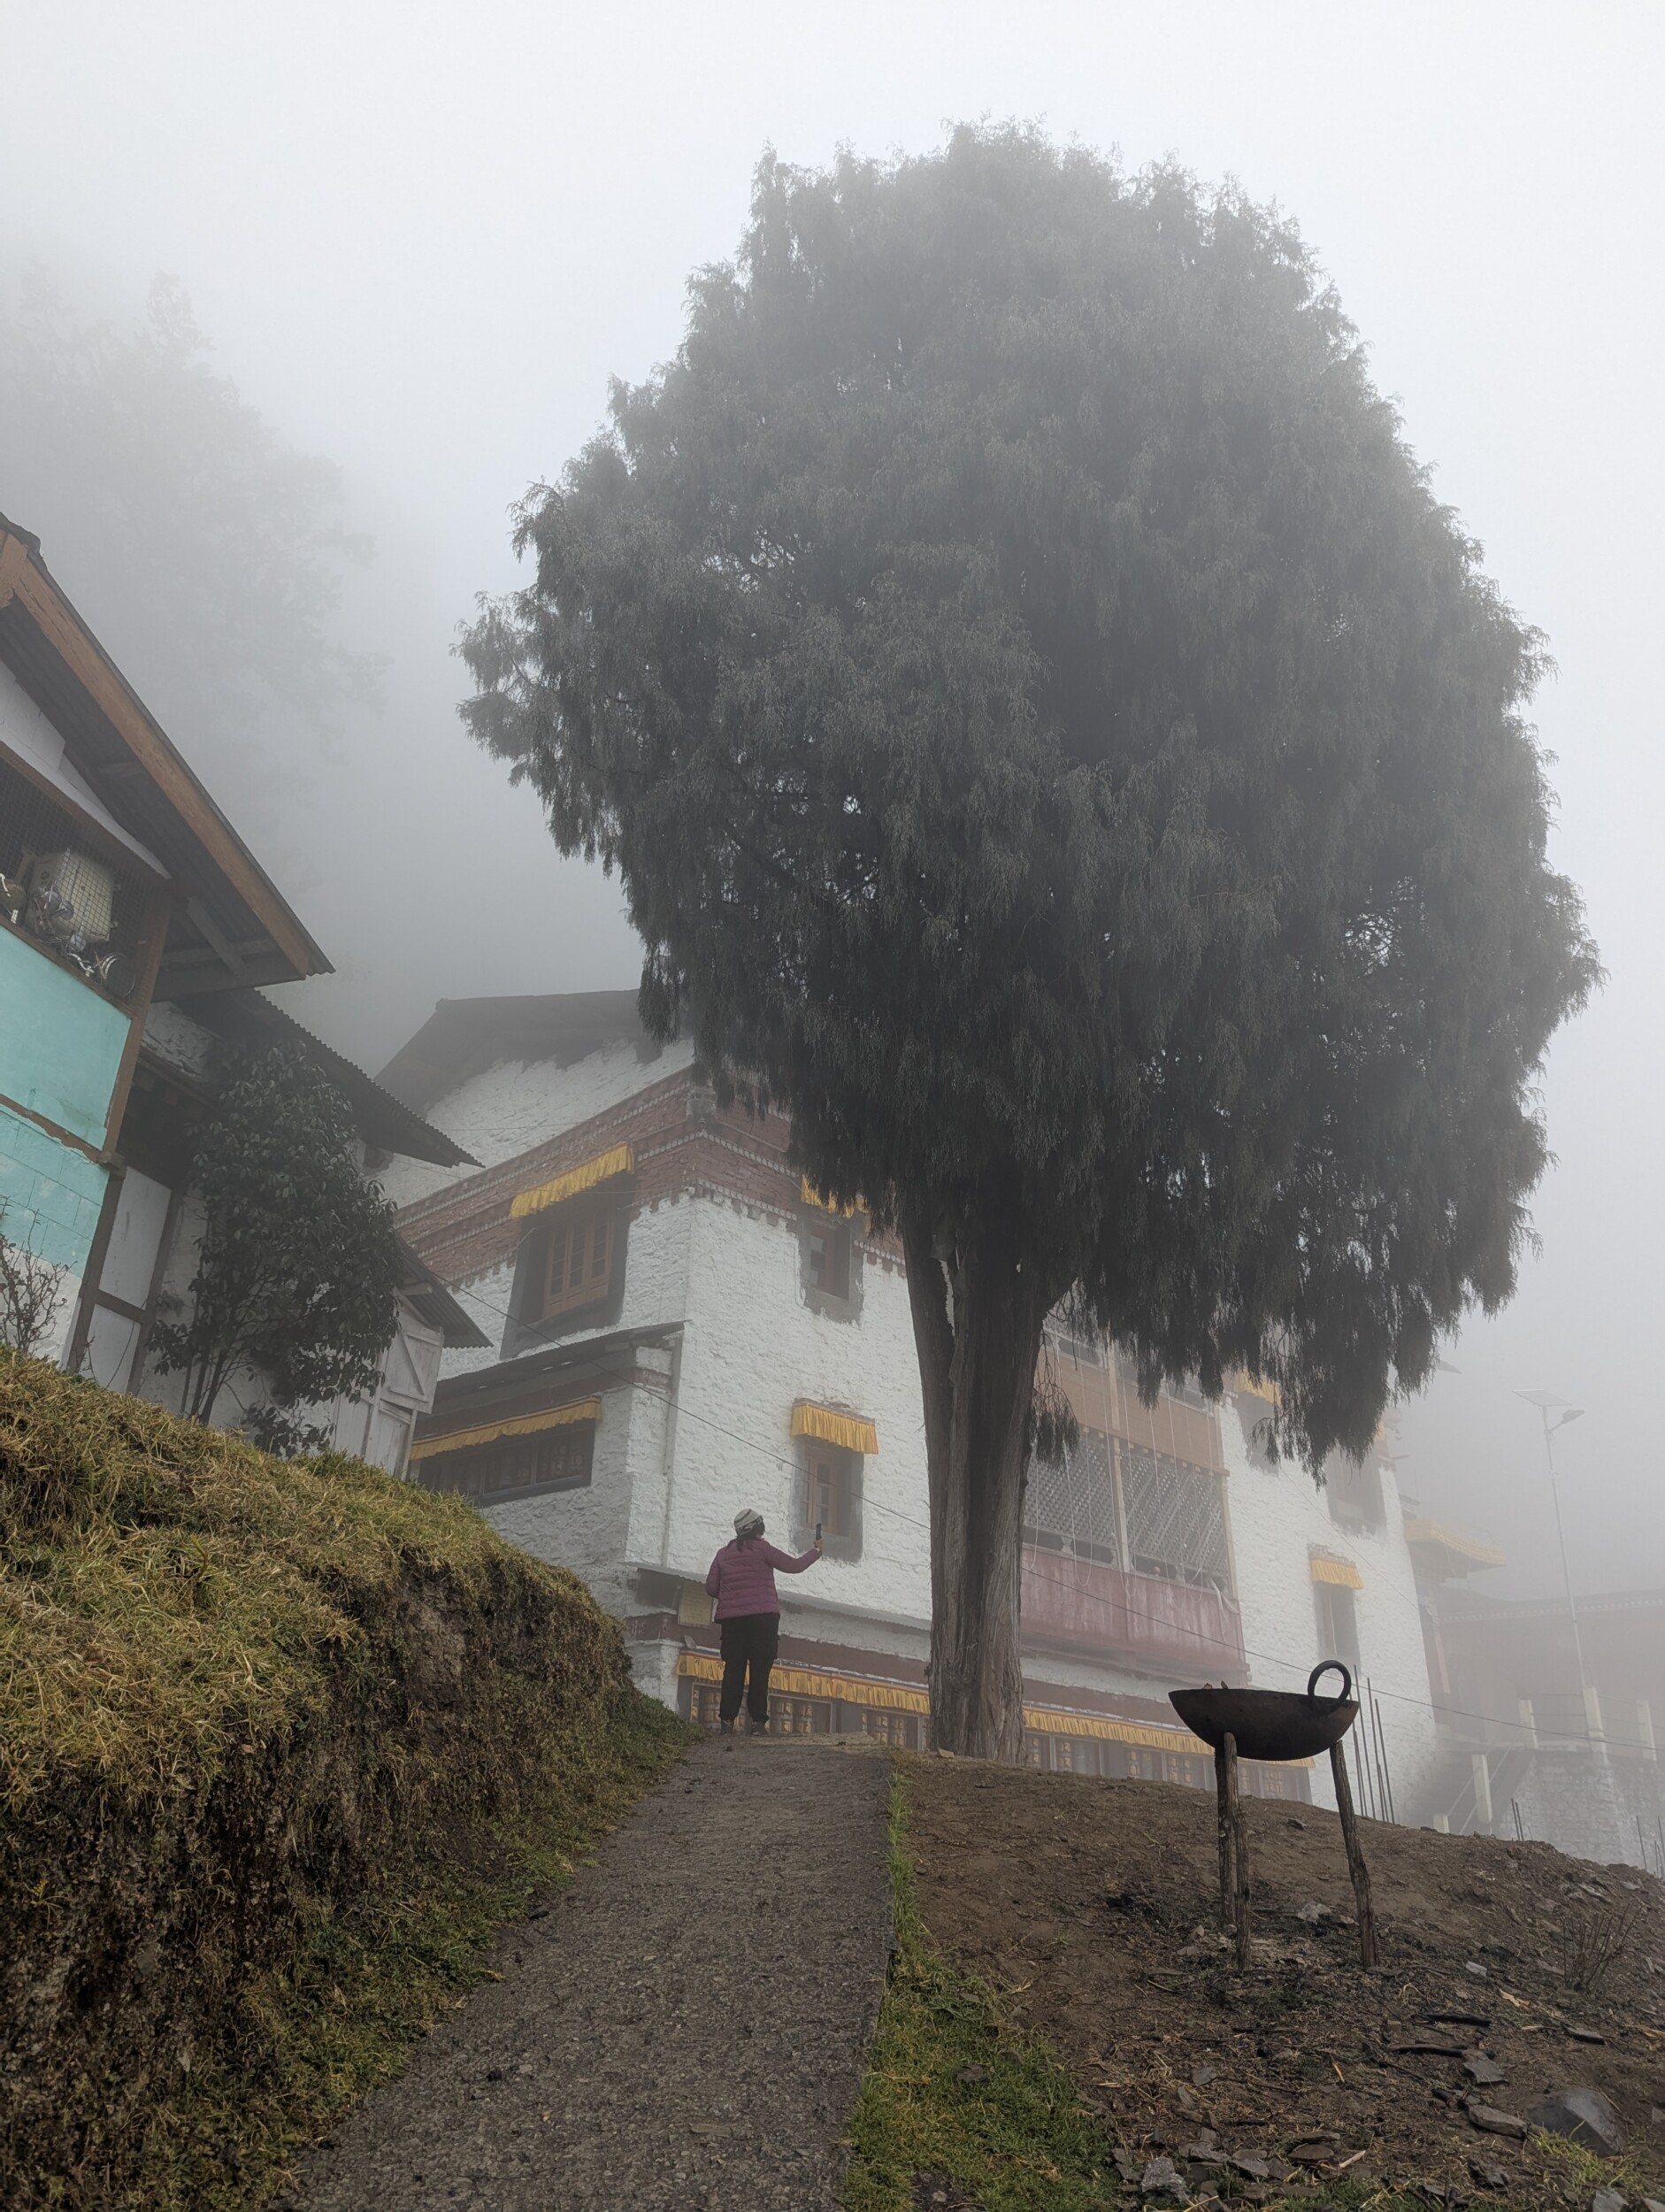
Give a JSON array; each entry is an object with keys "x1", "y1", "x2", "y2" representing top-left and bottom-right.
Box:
[
  {"x1": 426, "y1": 1320, "x2": 684, "y2": 1415},
  {"x1": 376, "y1": 988, "x2": 660, "y2": 1113}
]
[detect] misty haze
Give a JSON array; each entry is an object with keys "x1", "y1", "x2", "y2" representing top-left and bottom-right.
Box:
[{"x1": 4, "y1": 9, "x2": 1664, "y2": 2206}]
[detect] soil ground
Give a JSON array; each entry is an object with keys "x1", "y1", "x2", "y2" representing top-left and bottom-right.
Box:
[
  {"x1": 906, "y1": 1755, "x2": 1665, "y2": 2206},
  {"x1": 290, "y1": 1736, "x2": 894, "y2": 2212}
]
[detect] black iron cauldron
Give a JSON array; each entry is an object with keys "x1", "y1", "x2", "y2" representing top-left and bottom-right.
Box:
[{"x1": 1169, "y1": 1662, "x2": 1358, "y2": 1766}]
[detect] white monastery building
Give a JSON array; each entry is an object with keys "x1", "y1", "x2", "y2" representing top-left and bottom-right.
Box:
[{"x1": 378, "y1": 990, "x2": 1441, "y2": 1813}]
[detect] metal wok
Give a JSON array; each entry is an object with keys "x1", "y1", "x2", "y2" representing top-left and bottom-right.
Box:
[{"x1": 1169, "y1": 1662, "x2": 1358, "y2": 1765}]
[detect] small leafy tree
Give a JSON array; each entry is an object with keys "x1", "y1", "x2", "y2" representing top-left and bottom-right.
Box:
[
  {"x1": 462, "y1": 131, "x2": 1598, "y2": 1757},
  {"x1": 151, "y1": 1043, "x2": 403, "y2": 1455}
]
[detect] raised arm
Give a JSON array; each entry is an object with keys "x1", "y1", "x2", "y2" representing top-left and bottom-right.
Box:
[{"x1": 763, "y1": 1540, "x2": 821, "y2": 1573}]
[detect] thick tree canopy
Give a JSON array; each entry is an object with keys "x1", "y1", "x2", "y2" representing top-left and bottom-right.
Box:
[{"x1": 462, "y1": 129, "x2": 1595, "y2": 1472}]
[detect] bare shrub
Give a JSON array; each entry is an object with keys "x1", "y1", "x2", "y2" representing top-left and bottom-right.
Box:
[
  {"x1": 1559, "y1": 1901, "x2": 1642, "y2": 1994},
  {"x1": 0, "y1": 1202, "x2": 68, "y2": 1357}
]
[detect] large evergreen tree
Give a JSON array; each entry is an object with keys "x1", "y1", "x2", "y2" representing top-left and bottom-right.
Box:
[{"x1": 461, "y1": 130, "x2": 1598, "y2": 1759}]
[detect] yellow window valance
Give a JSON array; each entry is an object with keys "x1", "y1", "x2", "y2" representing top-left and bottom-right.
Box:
[
  {"x1": 1227, "y1": 1368, "x2": 1280, "y2": 1407},
  {"x1": 1310, "y1": 1553, "x2": 1363, "y2": 1590},
  {"x1": 510, "y1": 1144, "x2": 634, "y2": 1221},
  {"x1": 791, "y1": 1400, "x2": 879, "y2": 1455},
  {"x1": 671, "y1": 1656, "x2": 1308, "y2": 1760},
  {"x1": 800, "y1": 1176, "x2": 863, "y2": 1218},
  {"x1": 410, "y1": 1397, "x2": 602, "y2": 1463}
]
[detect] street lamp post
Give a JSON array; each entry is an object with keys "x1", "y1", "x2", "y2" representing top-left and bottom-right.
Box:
[{"x1": 1517, "y1": 1392, "x2": 1598, "y2": 1754}]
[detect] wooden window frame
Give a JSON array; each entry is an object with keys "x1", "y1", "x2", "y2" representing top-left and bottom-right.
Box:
[
  {"x1": 1324, "y1": 1454, "x2": 1386, "y2": 1533},
  {"x1": 1314, "y1": 1578, "x2": 1361, "y2": 1671},
  {"x1": 505, "y1": 1186, "x2": 631, "y2": 1351},
  {"x1": 796, "y1": 1436, "x2": 863, "y2": 1561},
  {"x1": 797, "y1": 1203, "x2": 863, "y2": 1320},
  {"x1": 540, "y1": 1193, "x2": 618, "y2": 1321},
  {"x1": 807, "y1": 1216, "x2": 851, "y2": 1301}
]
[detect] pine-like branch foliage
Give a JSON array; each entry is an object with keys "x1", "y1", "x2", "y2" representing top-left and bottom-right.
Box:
[{"x1": 461, "y1": 129, "x2": 1597, "y2": 1463}]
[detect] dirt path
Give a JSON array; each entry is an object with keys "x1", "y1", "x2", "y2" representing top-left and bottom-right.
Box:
[{"x1": 292, "y1": 1737, "x2": 894, "y2": 2212}]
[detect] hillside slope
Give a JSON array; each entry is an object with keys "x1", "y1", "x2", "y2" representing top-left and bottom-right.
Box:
[
  {"x1": 903, "y1": 1755, "x2": 1665, "y2": 2208},
  {"x1": 0, "y1": 1352, "x2": 687, "y2": 2209}
]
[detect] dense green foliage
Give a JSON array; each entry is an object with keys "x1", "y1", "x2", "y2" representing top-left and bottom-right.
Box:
[
  {"x1": 150, "y1": 1042, "x2": 403, "y2": 1452},
  {"x1": 464, "y1": 127, "x2": 1595, "y2": 1465},
  {"x1": 0, "y1": 1350, "x2": 689, "y2": 2208}
]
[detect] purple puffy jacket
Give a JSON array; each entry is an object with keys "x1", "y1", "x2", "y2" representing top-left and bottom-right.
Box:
[{"x1": 704, "y1": 1538, "x2": 818, "y2": 1620}]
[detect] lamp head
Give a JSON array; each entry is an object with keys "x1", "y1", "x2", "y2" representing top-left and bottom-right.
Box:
[{"x1": 1558, "y1": 1408, "x2": 1585, "y2": 1426}]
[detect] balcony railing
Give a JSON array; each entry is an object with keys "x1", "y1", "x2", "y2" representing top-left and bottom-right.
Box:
[{"x1": 1021, "y1": 1545, "x2": 1246, "y2": 1674}]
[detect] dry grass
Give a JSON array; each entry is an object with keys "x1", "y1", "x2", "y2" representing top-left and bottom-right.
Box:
[{"x1": 0, "y1": 1350, "x2": 690, "y2": 2208}]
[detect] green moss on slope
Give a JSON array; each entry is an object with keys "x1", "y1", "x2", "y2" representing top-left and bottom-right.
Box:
[{"x1": 0, "y1": 1350, "x2": 690, "y2": 2208}]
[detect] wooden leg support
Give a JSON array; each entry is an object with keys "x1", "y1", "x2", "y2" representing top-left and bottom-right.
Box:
[
  {"x1": 1214, "y1": 1744, "x2": 1236, "y2": 1933},
  {"x1": 1330, "y1": 1738, "x2": 1378, "y2": 1969},
  {"x1": 1222, "y1": 1731, "x2": 1252, "y2": 1969}
]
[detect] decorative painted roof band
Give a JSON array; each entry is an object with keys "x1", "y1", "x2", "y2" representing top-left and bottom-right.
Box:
[
  {"x1": 791, "y1": 1400, "x2": 879, "y2": 1455},
  {"x1": 1309, "y1": 1553, "x2": 1364, "y2": 1590},
  {"x1": 799, "y1": 1175, "x2": 863, "y2": 1217},
  {"x1": 510, "y1": 1143, "x2": 634, "y2": 1220},
  {"x1": 1402, "y1": 1516, "x2": 1506, "y2": 1569},
  {"x1": 672, "y1": 1656, "x2": 1304, "y2": 1758},
  {"x1": 410, "y1": 1397, "x2": 603, "y2": 1462},
  {"x1": 679, "y1": 1652, "x2": 925, "y2": 1712}
]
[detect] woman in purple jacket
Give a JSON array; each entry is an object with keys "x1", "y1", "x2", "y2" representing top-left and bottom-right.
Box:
[{"x1": 705, "y1": 1508, "x2": 822, "y2": 1735}]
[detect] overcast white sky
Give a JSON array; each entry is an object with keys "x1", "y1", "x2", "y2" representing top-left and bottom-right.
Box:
[{"x1": 5, "y1": 2, "x2": 1660, "y2": 1602}]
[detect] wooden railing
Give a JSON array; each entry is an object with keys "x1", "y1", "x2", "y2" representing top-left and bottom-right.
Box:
[{"x1": 1021, "y1": 1546, "x2": 1246, "y2": 1673}]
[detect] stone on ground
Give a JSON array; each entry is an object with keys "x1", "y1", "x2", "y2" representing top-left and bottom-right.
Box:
[{"x1": 1527, "y1": 2085, "x2": 1625, "y2": 2156}]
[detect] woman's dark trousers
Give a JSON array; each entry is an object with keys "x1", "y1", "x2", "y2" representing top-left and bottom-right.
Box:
[{"x1": 719, "y1": 1612, "x2": 779, "y2": 1724}]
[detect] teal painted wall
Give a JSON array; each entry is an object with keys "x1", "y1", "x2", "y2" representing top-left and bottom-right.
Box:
[
  {"x1": 0, "y1": 924, "x2": 128, "y2": 1145},
  {"x1": 0, "y1": 1102, "x2": 109, "y2": 1272},
  {"x1": 0, "y1": 926, "x2": 127, "y2": 1290}
]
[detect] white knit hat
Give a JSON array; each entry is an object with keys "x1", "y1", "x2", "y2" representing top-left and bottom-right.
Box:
[{"x1": 733, "y1": 1508, "x2": 765, "y2": 1538}]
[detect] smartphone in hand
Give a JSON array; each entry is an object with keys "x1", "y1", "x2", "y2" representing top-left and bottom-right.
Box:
[{"x1": 815, "y1": 1521, "x2": 823, "y2": 1545}]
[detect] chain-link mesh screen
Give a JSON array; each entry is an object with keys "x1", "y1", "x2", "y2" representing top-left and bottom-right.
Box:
[
  {"x1": 1024, "y1": 1432, "x2": 1118, "y2": 1563},
  {"x1": 1120, "y1": 1441, "x2": 1229, "y2": 1586}
]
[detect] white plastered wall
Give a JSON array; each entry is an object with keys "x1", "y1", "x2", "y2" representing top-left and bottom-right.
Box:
[
  {"x1": 480, "y1": 1376, "x2": 651, "y2": 1618},
  {"x1": 395, "y1": 1040, "x2": 1443, "y2": 1769},
  {"x1": 464, "y1": 1192, "x2": 934, "y2": 1637},
  {"x1": 377, "y1": 1038, "x2": 696, "y2": 1210},
  {"x1": 646, "y1": 1194, "x2": 934, "y2": 1633},
  {"x1": 1221, "y1": 1399, "x2": 1439, "y2": 1816}
]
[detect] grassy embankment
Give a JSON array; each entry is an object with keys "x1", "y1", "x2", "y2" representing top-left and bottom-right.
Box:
[
  {"x1": 843, "y1": 1766, "x2": 1120, "y2": 2211},
  {"x1": 842, "y1": 1769, "x2": 1626, "y2": 2212},
  {"x1": 0, "y1": 1351, "x2": 690, "y2": 2209}
]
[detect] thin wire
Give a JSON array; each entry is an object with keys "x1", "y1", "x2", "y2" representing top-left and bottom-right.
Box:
[{"x1": 433, "y1": 1275, "x2": 1656, "y2": 1760}]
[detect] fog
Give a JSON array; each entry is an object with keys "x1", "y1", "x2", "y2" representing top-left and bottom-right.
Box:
[{"x1": 5, "y1": 3, "x2": 1661, "y2": 1604}]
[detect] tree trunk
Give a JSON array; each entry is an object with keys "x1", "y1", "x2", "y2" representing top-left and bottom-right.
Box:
[{"x1": 902, "y1": 1202, "x2": 1049, "y2": 1763}]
